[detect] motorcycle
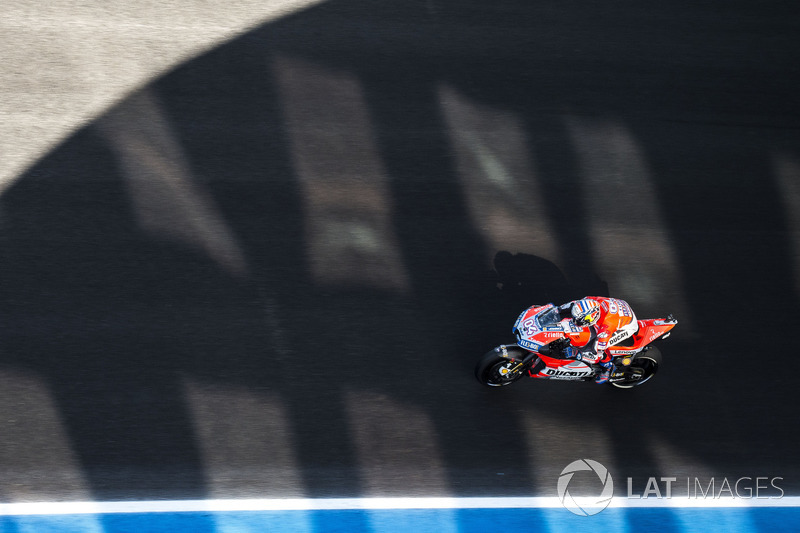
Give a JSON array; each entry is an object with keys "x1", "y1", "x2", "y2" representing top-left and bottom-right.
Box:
[{"x1": 475, "y1": 303, "x2": 677, "y2": 389}]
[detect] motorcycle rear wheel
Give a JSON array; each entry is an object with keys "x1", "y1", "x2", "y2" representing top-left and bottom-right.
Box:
[
  {"x1": 475, "y1": 347, "x2": 529, "y2": 387},
  {"x1": 610, "y1": 347, "x2": 661, "y2": 389}
]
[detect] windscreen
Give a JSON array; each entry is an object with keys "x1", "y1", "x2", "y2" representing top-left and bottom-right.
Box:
[{"x1": 536, "y1": 306, "x2": 561, "y2": 328}]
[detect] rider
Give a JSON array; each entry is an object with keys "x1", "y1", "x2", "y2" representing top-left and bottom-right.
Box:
[{"x1": 555, "y1": 297, "x2": 638, "y2": 384}]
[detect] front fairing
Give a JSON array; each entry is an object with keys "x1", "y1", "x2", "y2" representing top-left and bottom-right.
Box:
[
  {"x1": 512, "y1": 304, "x2": 586, "y2": 352},
  {"x1": 512, "y1": 304, "x2": 549, "y2": 352}
]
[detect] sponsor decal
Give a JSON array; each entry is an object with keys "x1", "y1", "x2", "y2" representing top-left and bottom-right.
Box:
[
  {"x1": 517, "y1": 339, "x2": 542, "y2": 351},
  {"x1": 545, "y1": 368, "x2": 592, "y2": 378},
  {"x1": 607, "y1": 330, "x2": 628, "y2": 345}
]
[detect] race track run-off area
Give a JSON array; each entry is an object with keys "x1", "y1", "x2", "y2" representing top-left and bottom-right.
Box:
[{"x1": 1, "y1": 0, "x2": 799, "y2": 531}]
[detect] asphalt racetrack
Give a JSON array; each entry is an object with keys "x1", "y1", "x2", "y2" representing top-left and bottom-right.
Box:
[{"x1": 1, "y1": 0, "x2": 799, "y2": 511}]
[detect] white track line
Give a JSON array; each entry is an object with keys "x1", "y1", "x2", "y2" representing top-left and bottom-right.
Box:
[{"x1": 1, "y1": 497, "x2": 799, "y2": 515}]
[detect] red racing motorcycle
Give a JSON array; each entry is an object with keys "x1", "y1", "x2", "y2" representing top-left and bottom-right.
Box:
[{"x1": 475, "y1": 304, "x2": 677, "y2": 389}]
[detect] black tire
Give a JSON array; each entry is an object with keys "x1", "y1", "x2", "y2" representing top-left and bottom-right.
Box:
[
  {"x1": 610, "y1": 346, "x2": 662, "y2": 389},
  {"x1": 475, "y1": 347, "x2": 529, "y2": 387}
]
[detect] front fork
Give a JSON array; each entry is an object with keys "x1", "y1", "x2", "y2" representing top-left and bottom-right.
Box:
[{"x1": 498, "y1": 345, "x2": 542, "y2": 377}]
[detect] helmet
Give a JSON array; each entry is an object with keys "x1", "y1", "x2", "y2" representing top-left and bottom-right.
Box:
[{"x1": 571, "y1": 299, "x2": 601, "y2": 326}]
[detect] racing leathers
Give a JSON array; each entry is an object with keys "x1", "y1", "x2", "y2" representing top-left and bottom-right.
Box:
[{"x1": 557, "y1": 297, "x2": 638, "y2": 383}]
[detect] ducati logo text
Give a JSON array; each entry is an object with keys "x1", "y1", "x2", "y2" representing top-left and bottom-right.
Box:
[{"x1": 545, "y1": 368, "x2": 592, "y2": 378}]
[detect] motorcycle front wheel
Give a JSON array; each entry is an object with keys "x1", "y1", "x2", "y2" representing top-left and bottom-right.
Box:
[
  {"x1": 610, "y1": 346, "x2": 661, "y2": 389},
  {"x1": 475, "y1": 347, "x2": 529, "y2": 387}
]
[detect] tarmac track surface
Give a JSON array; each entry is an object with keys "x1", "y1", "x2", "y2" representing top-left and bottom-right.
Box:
[{"x1": 0, "y1": 0, "x2": 799, "y2": 503}]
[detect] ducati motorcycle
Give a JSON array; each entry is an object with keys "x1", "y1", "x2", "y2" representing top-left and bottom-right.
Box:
[{"x1": 475, "y1": 303, "x2": 677, "y2": 389}]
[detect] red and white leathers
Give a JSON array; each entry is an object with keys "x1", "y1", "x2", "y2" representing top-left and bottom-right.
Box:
[{"x1": 562, "y1": 297, "x2": 638, "y2": 364}]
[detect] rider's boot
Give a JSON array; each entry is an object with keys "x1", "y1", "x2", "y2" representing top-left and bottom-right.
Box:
[{"x1": 594, "y1": 360, "x2": 615, "y2": 384}]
